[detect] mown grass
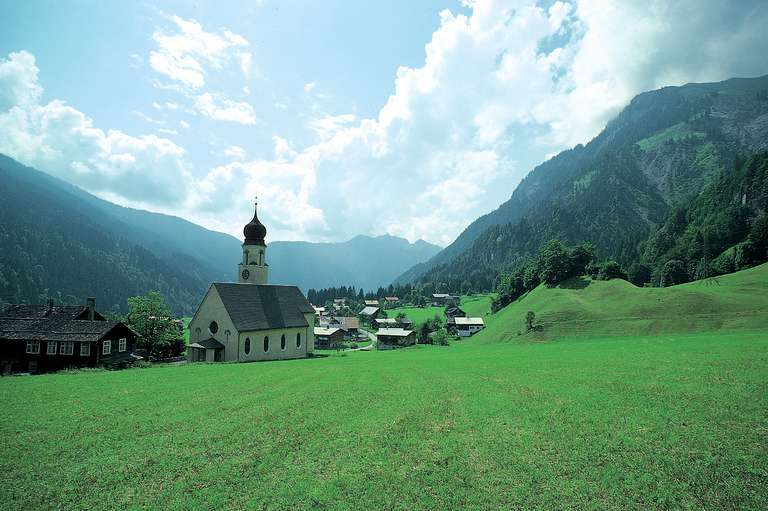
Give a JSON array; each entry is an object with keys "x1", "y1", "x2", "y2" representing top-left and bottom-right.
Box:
[{"x1": 1, "y1": 330, "x2": 766, "y2": 510}]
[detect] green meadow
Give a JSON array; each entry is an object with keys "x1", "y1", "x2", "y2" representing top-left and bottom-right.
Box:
[{"x1": 1, "y1": 266, "x2": 767, "y2": 510}]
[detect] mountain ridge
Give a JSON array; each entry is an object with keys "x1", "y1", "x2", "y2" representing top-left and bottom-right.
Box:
[{"x1": 395, "y1": 74, "x2": 768, "y2": 287}]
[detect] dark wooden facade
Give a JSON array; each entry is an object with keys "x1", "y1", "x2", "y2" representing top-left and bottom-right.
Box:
[{"x1": 0, "y1": 301, "x2": 140, "y2": 374}]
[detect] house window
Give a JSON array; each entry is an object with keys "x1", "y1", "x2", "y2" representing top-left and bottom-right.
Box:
[
  {"x1": 263, "y1": 336, "x2": 269, "y2": 353},
  {"x1": 60, "y1": 342, "x2": 74, "y2": 355},
  {"x1": 296, "y1": 333, "x2": 301, "y2": 348},
  {"x1": 103, "y1": 340, "x2": 111, "y2": 355},
  {"x1": 209, "y1": 321, "x2": 219, "y2": 334},
  {"x1": 47, "y1": 341, "x2": 57, "y2": 355},
  {"x1": 28, "y1": 360, "x2": 38, "y2": 372},
  {"x1": 119, "y1": 338, "x2": 127, "y2": 352},
  {"x1": 244, "y1": 337, "x2": 251, "y2": 355},
  {"x1": 80, "y1": 343, "x2": 91, "y2": 356},
  {"x1": 281, "y1": 334, "x2": 286, "y2": 351},
  {"x1": 26, "y1": 340, "x2": 41, "y2": 354}
]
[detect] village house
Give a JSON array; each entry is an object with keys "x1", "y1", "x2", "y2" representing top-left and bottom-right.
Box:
[
  {"x1": 333, "y1": 316, "x2": 360, "y2": 338},
  {"x1": 187, "y1": 201, "x2": 315, "y2": 363},
  {"x1": 431, "y1": 293, "x2": 451, "y2": 306},
  {"x1": 445, "y1": 305, "x2": 466, "y2": 319},
  {"x1": 384, "y1": 296, "x2": 400, "y2": 306},
  {"x1": 313, "y1": 327, "x2": 345, "y2": 349},
  {"x1": 0, "y1": 298, "x2": 140, "y2": 374},
  {"x1": 453, "y1": 317, "x2": 485, "y2": 337},
  {"x1": 359, "y1": 306, "x2": 381, "y2": 325},
  {"x1": 376, "y1": 328, "x2": 417, "y2": 349},
  {"x1": 374, "y1": 317, "x2": 413, "y2": 330},
  {"x1": 364, "y1": 299, "x2": 379, "y2": 307}
]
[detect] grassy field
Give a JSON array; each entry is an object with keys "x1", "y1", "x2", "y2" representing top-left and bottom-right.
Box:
[
  {"x1": 1, "y1": 331, "x2": 766, "y2": 509},
  {"x1": 1, "y1": 270, "x2": 767, "y2": 509}
]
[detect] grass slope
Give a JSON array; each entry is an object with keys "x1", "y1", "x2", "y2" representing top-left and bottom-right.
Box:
[
  {"x1": 476, "y1": 262, "x2": 768, "y2": 343},
  {"x1": 1, "y1": 331, "x2": 766, "y2": 509}
]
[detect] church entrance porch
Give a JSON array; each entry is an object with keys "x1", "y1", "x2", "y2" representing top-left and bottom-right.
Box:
[{"x1": 188, "y1": 338, "x2": 224, "y2": 362}]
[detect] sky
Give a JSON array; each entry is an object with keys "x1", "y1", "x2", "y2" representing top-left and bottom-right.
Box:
[{"x1": 1, "y1": 0, "x2": 767, "y2": 246}]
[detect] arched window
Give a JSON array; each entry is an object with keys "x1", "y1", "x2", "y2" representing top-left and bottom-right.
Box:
[
  {"x1": 195, "y1": 328, "x2": 201, "y2": 341},
  {"x1": 296, "y1": 333, "x2": 301, "y2": 348},
  {"x1": 263, "y1": 336, "x2": 269, "y2": 353},
  {"x1": 244, "y1": 337, "x2": 251, "y2": 355},
  {"x1": 208, "y1": 321, "x2": 219, "y2": 334},
  {"x1": 280, "y1": 334, "x2": 286, "y2": 351}
]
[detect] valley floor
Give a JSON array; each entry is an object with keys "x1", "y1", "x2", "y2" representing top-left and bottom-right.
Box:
[{"x1": 1, "y1": 330, "x2": 767, "y2": 510}]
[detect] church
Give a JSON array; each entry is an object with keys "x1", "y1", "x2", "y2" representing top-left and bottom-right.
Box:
[{"x1": 187, "y1": 202, "x2": 315, "y2": 363}]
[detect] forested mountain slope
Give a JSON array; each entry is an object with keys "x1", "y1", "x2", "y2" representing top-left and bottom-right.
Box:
[
  {"x1": 0, "y1": 155, "x2": 231, "y2": 314},
  {"x1": 397, "y1": 75, "x2": 768, "y2": 289}
]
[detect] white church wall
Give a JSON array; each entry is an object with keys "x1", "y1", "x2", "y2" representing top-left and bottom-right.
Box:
[
  {"x1": 187, "y1": 286, "x2": 239, "y2": 362},
  {"x1": 238, "y1": 324, "x2": 312, "y2": 362}
]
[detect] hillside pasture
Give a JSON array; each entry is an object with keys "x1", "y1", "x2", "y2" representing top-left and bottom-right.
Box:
[{"x1": 475, "y1": 262, "x2": 768, "y2": 343}]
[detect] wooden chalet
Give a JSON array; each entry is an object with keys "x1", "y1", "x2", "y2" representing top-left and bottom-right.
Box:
[
  {"x1": 374, "y1": 317, "x2": 413, "y2": 330},
  {"x1": 453, "y1": 317, "x2": 485, "y2": 337},
  {"x1": 445, "y1": 305, "x2": 466, "y2": 319},
  {"x1": 313, "y1": 327, "x2": 345, "y2": 349},
  {"x1": 431, "y1": 293, "x2": 451, "y2": 306},
  {"x1": 0, "y1": 298, "x2": 141, "y2": 374},
  {"x1": 376, "y1": 328, "x2": 417, "y2": 350}
]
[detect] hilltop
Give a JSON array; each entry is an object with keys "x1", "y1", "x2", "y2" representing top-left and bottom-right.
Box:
[{"x1": 475, "y1": 262, "x2": 768, "y2": 342}]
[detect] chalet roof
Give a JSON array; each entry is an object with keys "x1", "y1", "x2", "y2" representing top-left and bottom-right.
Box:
[
  {"x1": 333, "y1": 317, "x2": 359, "y2": 329},
  {"x1": 189, "y1": 338, "x2": 225, "y2": 350},
  {"x1": 212, "y1": 283, "x2": 313, "y2": 332},
  {"x1": 375, "y1": 318, "x2": 398, "y2": 324},
  {"x1": 432, "y1": 293, "x2": 450, "y2": 299},
  {"x1": 0, "y1": 317, "x2": 136, "y2": 343},
  {"x1": 364, "y1": 300, "x2": 379, "y2": 306},
  {"x1": 384, "y1": 296, "x2": 399, "y2": 301},
  {"x1": 314, "y1": 327, "x2": 342, "y2": 336},
  {"x1": 359, "y1": 306, "x2": 380, "y2": 316},
  {"x1": 0, "y1": 304, "x2": 106, "y2": 322},
  {"x1": 454, "y1": 317, "x2": 485, "y2": 326},
  {"x1": 376, "y1": 328, "x2": 414, "y2": 338}
]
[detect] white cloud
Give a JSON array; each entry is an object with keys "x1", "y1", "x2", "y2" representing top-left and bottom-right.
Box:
[
  {"x1": 303, "y1": 81, "x2": 316, "y2": 93},
  {"x1": 158, "y1": 128, "x2": 178, "y2": 136},
  {"x1": 192, "y1": 92, "x2": 256, "y2": 125},
  {"x1": 0, "y1": 51, "x2": 192, "y2": 206},
  {"x1": 223, "y1": 145, "x2": 246, "y2": 160},
  {"x1": 307, "y1": 113, "x2": 357, "y2": 141},
  {"x1": 149, "y1": 15, "x2": 250, "y2": 90},
  {"x1": 0, "y1": 51, "x2": 42, "y2": 111}
]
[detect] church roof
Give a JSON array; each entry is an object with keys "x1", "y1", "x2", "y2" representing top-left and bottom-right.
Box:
[{"x1": 213, "y1": 283, "x2": 313, "y2": 332}]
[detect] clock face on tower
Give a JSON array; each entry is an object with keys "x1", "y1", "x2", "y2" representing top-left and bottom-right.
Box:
[{"x1": 241, "y1": 269, "x2": 250, "y2": 280}]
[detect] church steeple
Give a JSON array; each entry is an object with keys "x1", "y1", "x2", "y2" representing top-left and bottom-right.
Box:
[
  {"x1": 238, "y1": 198, "x2": 269, "y2": 284},
  {"x1": 243, "y1": 199, "x2": 267, "y2": 246}
]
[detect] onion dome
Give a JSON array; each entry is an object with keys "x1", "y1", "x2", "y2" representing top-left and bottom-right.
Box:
[{"x1": 243, "y1": 202, "x2": 267, "y2": 245}]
